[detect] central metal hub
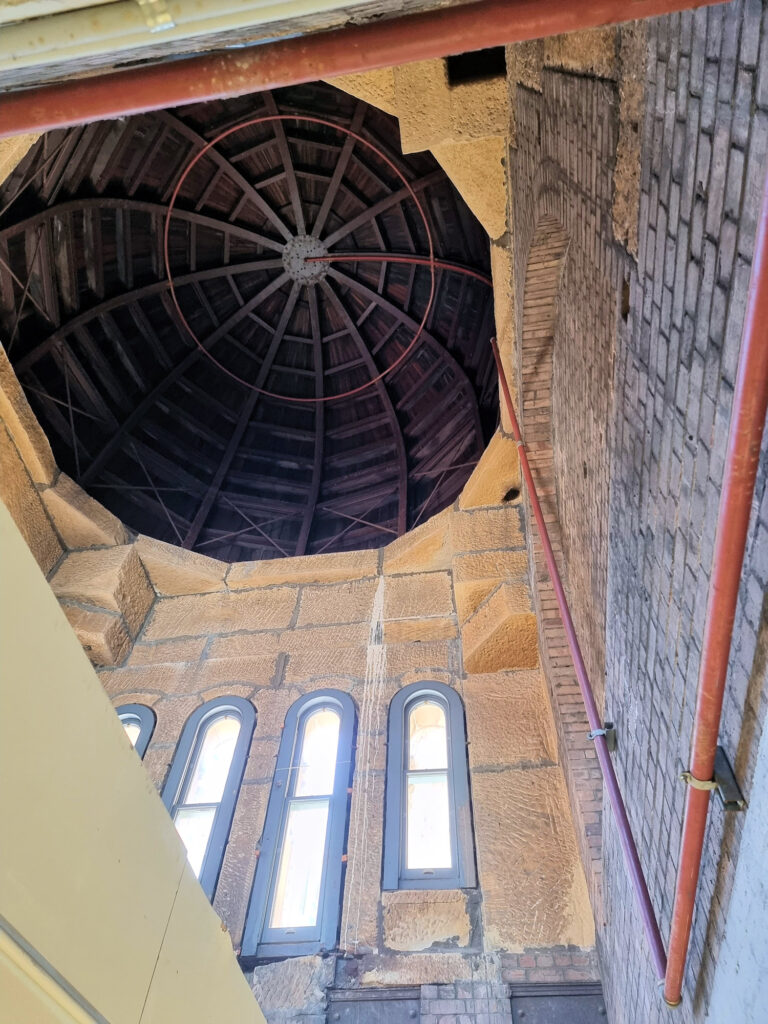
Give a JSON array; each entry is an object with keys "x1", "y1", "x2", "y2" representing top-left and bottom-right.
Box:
[{"x1": 282, "y1": 234, "x2": 329, "y2": 284}]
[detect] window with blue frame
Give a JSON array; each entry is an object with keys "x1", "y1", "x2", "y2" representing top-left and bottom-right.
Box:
[
  {"x1": 162, "y1": 696, "x2": 256, "y2": 902},
  {"x1": 382, "y1": 682, "x2": 476, "y2": 890},
  {"x1": 116, "y1": 703, "x2": 155, "y2": 759},
  {"x1": 241, "y1": 689, "x2": 355, "y2": 959}
]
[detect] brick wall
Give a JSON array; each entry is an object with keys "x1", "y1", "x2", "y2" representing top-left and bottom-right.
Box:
[
  {"x1": 508, "y1": 3, "x2": 768, "y2": 1022},
  {"x1": 602, "y1": 2, "x2": 768, "y2": 1021},
  {"x1": 509, "y1": 68, "x2": 627, "y2": 916}
]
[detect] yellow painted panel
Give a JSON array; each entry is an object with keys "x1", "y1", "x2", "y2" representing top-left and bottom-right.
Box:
[
  {"x1": 0, "y1": 929, "x2": 93, "y2": 1024},
  {"x1": 0, "y1": 501, "x2": 262, "y2": 1022},
  {"x1": 141, "y1": 865, "x2": 265, "y2": 1024}
]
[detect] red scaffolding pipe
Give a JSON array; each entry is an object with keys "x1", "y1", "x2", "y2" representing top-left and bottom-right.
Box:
[
  {"x1": 663, "y1": 169, "x2": 768, "y2": 1007},
  {"x1": 0, "y1": 0, "x2": 723, "y2": 138},
  {"x1": 490, "y1": 337, "x2": 668, "y2": 982}
]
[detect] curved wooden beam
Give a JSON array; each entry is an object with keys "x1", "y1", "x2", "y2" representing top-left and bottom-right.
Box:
[
  {"x1": 322, "y1": 170, "x2": 442, "y2": 248},
  {"x1": 327, "y1": 265, "x2": 485, "y2": 451},
  {"x1": 312, "y1": 100, "x2": 366, "y2": 239},
  {"x1": 295, "y1": 285, "x2": 324, "y2": 556},
  {"x1": 261, "y1": 93, "x2": 305, "y2": 236},
  {"x1": 15, "y1": 257, "x2": 284, "y2": 372},
  {"x1": 0, "y1": 196, "x2": 283, "y2": 251},
  {"x1": 156, "y1": 110, "x2": 293, "y2": 242},
  {"x1": 321, "y1": 278, "x2": 408, "y2": 535},
  {"x1": 79, "y1": 271, "x2": 290, "y2": 484},
  {"x1": 182, "y1": 281, "x2": 301, "y2": 548}
]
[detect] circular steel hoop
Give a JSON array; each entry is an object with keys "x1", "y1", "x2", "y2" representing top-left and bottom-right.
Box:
[{"x1": 163, "y1": 113, "x2": 436, "y2": 404}]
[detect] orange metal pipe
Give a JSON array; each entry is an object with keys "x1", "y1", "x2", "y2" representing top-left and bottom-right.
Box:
[
  {"x1": 0, "y1": 0, "x2": 723, "y2": 138},
  {"x1": 664, "y1": 168, "x2": 768, "y2": 1006}
]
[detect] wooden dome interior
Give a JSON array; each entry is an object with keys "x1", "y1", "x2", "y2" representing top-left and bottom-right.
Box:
[{"x1": 0, "y1": 83, "x2": 498, "y2": 561}]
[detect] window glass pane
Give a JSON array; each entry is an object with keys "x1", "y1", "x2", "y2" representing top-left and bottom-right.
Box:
[
  {"x1": 185, "y1": 713, "x2": 241, "y2": 804},
  {"x1": 408, "y1": 700, "x2": 448, "y2": 770},
  {"x1": 269, "y1": 798, "x2": 329, "y2": 929},
  {"x1": 122, "y1": 718, "x2": 141, "y2": 748},
  {"x1": 295, "y1": 708, "x2": 341, "y2": 797},
  {"x1": 406, "y1": 771, "x2": 452, "y2": 869},
  {"x1": 174, "y1": 805, "x2": 217, "y2": 877}
]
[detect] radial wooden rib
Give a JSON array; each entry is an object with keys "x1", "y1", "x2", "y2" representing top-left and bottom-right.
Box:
[
  {"x1": 295, "y1": 285, "x2": 324, "y2": 556},
  {"x1": 156, "y1": 110, "x2": 293, "y2": 242},
  {"x1": 321, "y1": 278, "x2": 407, "y2": 535},
  {"x1": 182, "y1": 281, "x2": 301, "y2": 548},
  {"x1": 79, "y1": 271, "x2": 290, "y2": 484},
  {"x1": 261, "y1": 92, "x2": 305, "y2": 235},
  {"x1": 322, "y1": 170, "x2": 443, "y2": 247},
  {"x1": 327, "y1": 265, "x2": 485, "y2": 451},
  {"x1": 312, "y1": 100, "x2": 366, "y2": 239}
]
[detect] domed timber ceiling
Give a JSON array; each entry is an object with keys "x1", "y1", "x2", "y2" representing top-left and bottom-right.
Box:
[{"x1": 0, "y1": 83, "x2": 498, "y2": 560}]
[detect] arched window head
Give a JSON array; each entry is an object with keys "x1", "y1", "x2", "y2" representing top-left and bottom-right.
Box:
[
  {"x1": 162, "y1": 696, "x2": 256, "y2": 902},
  {"x1": 383, "y1": 682, "x2": 476, "y2": 890},
  {"x1": 241, "y1": 690, "x2": 356, "y2": 960},
  {"x1": 116, "y1": 703, "x2": 155, "y2": 759}
]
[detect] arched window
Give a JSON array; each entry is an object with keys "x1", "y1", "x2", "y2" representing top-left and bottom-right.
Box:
[
  {"x1": 383, "y1": 682, "x2": 475, "y2": 890},
  {"x1": 241, "y1": 690, "x2": 355, "y2": 959},
  {"x1": 116, "y1": 703, "x2": 155, "y2": 759},
  {"x1": 162, "y1": 696, "x2": 256, "y2": 901}
]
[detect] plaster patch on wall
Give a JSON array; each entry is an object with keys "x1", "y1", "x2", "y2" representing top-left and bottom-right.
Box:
[{"x1": 382, "y1": 890, "x2": 471, "y2": 951}]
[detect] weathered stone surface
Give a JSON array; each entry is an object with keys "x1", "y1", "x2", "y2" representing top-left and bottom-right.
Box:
[
  {"x1": 228, "y1": 548, "x2": 378, "y2": 589},
  {"x1": 143, "y1": 587, "x2": 298, "y2": 640},
  {"x1": 192, "y1": 655, "x2": 278, "y2": 689},
  {"x1": 382, "y1": 509, "x2": 451, "y2": 575},
  {"x1": 250, "y1": 687, "x2": 303, "y2": 739},
  {"x1": 251, "y1": 955, "x2": 334, "y2": 1016},
  {"x1": 62, "y1": 605, "x2": 130, "y2": 666},
  {"x1": 0, "y1": 424, "x2": 62, "y2": 574},
  {"x1": 98, "y1": 663, "x2": 192, "y2": 698},
  {"x1": 242, "y1": 735, "x2": 280, "y2": 784},
  {"x1": 0, "y1": 135, "x2": 39, "y2": 185},
  {"x1": 358, "y1": 952, "x2": 474, "y2": 986},
  {"x1": 0, "y1": 343, "x2": 55, "y2": 485},
  {"x1": 453, "y1": 549, "x2": 529, "y2": 622},
  {"x1": 463, "y1": 670, "x2": 557, "y2": 768},
  {"x1": 382, "y1": 890, "x2": 470, "y2": 951},
  {"x1": 135, "y1": 534, "x2": 227, "y2": 596},
  {"x1": 215, "y1": 781, "x2": 268, "y2": 945},
  {"x1": 459, "y1": 431, "x2": 521, "y2": 510},
  {"x1": 491, "y1": 241, "x2": 516, "y2": 433},
  {"x1": 197, "y1": 682, "x2": 254, "y2": 704},
  {"x1": 296, "y1": 577, "x2": 378, "y2": 626},
  {"x1": 328, "y1": 68, "x2": 398, "y2": 115},
  {"x1": 281, "y1": 622, "x2": 369, "y2": 654},
  {"x1": 285, "y1": 646, "x2": 369, "y2": 683},
  {"x1": 205, "y1": 631, "x2": 282, "y2": 659},
  {"x1": 385, "y1": 639, "x2": 453, "y2": 676},
  {"x1": 433, "y1": 135, "x2": 508, "y2": 239},
  {"x1": 453, "y1": 550, "x2": 529, "y2": 583},
  {"x1": 126, "y1": 636, "x2": 207, "y2": 666},
  {"x1": 382, "y1": 617, "x2": 457, "y2": 644},
  {"x1": 462, "y1": 583, "x2": 538, "y2": 674},
  {"x1": 395, "y1": 59, "x2": 507, "y2": 153},
  {"x1": 472, "y1": 766, "x2": 594, "y2": 950},
  {"x1": 147, "y1": 695, "x2": 202, "y2": 745},
  {"x1": 340, "y1": 773, "x2": 385, "y2": 954},
  {"x1": 50, "y1": 545, "x2": 153, "y2": 636},
  {"x1": 451, "y1": 505, "x2": 524, "y2": 553},
  {"x1": 41, "y1": 472, "x2": 127, "y2": 548},
  {"x1": 383, "y1": 571, "x2": 453, "y2": 620}
]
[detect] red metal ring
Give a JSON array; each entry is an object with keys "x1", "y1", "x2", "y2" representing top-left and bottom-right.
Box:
[{"x1": 163, "y1": 114, "x2": 436, "y2": 403}]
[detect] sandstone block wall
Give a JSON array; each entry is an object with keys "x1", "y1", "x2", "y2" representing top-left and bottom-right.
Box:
[{"x1": 0, "y1": 333, "x2": 598, "y2": 1018}]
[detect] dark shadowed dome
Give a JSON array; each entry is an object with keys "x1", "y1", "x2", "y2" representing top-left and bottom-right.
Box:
[{"x1": 0, "y1": 83, "x2": 498, "y2": 560}]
